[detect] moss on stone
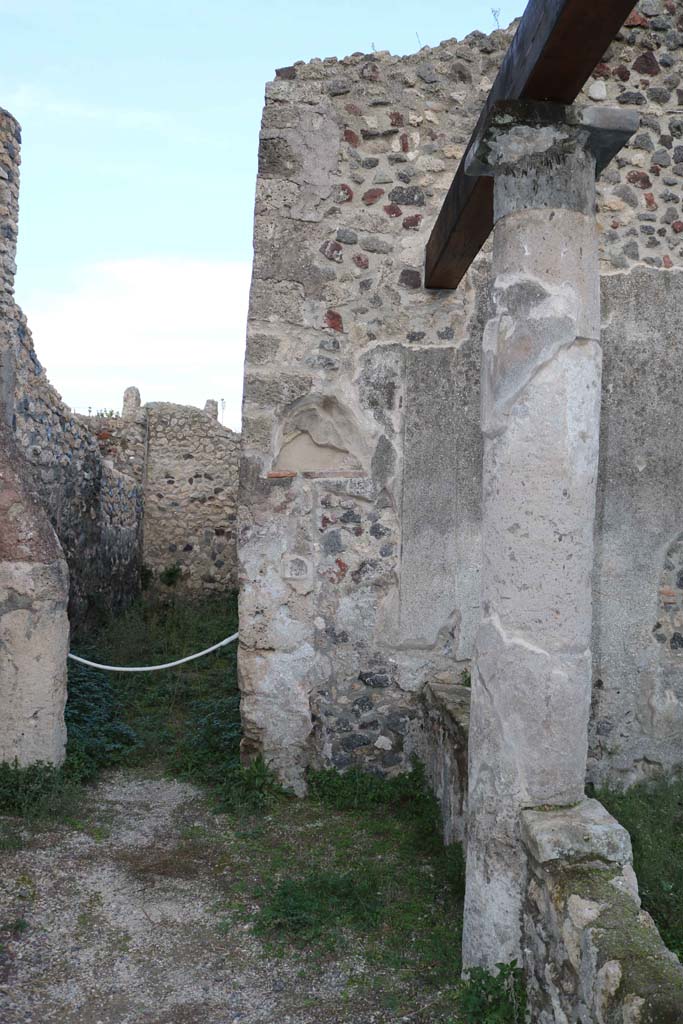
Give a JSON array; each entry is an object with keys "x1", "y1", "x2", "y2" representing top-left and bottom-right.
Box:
[{"x1": 561, "y1": 866, "x2": 683, "y2": 1022}]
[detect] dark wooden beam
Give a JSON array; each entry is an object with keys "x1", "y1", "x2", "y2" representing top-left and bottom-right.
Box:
[{"x1": 425, "y1": 0, "x2": 638, "y2": 289}]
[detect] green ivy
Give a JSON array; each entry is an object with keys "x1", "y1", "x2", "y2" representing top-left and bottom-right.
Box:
[{"x1": 458, "y1": 961, "x2": 527, "y2": 1024}]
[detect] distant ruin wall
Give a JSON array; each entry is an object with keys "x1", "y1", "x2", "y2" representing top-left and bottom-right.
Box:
[
  {"x1": 87, "y1": 401, "x2": 240, "y2": 594},
  {"x1": 1, "y1": 106, "x2": 240, "y2": 628},
  {"x1": 239, "y1": 1, "x2": 683, "y2": 791}
]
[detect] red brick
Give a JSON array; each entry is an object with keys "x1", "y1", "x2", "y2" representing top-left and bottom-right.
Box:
[
  {"x1": 625, "y1": 10, "x2": 648, "y2": 26},
  {"x1": 613, "y1": 65, "x2": 630, "y2": 82},
  {"x1": 402, "y1": 213, "x2": 423, "y2": 230},
  {"x1": 389, "y1": 111, "x2": 404, "y2": 127},
  {"x1": 267, "y1": 471, "x2": 296, "y2": 479},
  {"x1": 593, "y1": 63, "x2": 611, "y2": 79},
  {"x1": 343, "y1": 127, "x2": 360, "y2": 147},
  {"x1": 336, "y1": 183, "x2": 354, "y2": 203},
  {"x1": 383, "y1": 203, "x2": 402, "y2": 217},
  {"x1": 633, "y1": 51, "x2": 660, "y2": 76},
  {"x1": 400, "y1": 132, "x2": 410, "y2": 153},
  {"x1": 320, "y1": 240, "x2": 344, "y2": 262},
  {"x1": 353, "y1": 253, "x2": 369, "y2": 270},
  {"x1": 626, "y1": 169, "x2": 652, "y2": 189},
  {"x1": 325, "y1": 309, "x2": 344, "y2": 331},
  {"x1": 644, "y1": 192, "x2": 658, "y2": 210},
  {"x1": 362, "y1": 187, "x2": 385, "y2": 205}
]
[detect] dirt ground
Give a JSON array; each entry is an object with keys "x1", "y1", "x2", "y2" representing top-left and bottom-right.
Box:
[{"x1": 0, "y1": 770, "x2": 454, "y2": 1024}]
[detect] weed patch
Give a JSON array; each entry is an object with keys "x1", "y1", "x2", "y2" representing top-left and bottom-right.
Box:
[
  {"x1": 255, "y1": 869, "x2": 382, "y2": 941},
  {"x1": 457, "y1": 961, "x2": 526, "y2": 1023}
]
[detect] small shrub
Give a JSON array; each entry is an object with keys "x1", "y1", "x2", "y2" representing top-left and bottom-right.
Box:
[
  {"x1": 168, "y1": 696, "x2": 241, "y2": 788},
  {"x1": 0, "y1": 761, "x2": 63, "y2": 817},
  {"x1": 217, "y1": 757, "x2": 283, "y2": 813},
  {"x1": 64, "y1": 661, "x2": 137, "y2": 782},
  {"x1": 458, "y1": 961, "x2": 526, "y2": 1024},
  {"x1": 307, "y1": 761, "x2": 431, "y2": 814},
  {"x1": 460, "y1": 667, "x2": 472, "y2": 687},
  {"x1": 255, "y1": 869, "x2": 382, "y2": 942},
  {"x1": 159, "y1": 563, "x2": 182, "y2": 587}
]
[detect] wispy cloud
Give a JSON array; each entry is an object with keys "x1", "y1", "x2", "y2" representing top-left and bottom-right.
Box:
[
  {"x1": 19, "y1": 258, "x2": 252, "y2": 429},
  {"x1": 3, "y1": 84, "x2": 173, "y2": 131}
]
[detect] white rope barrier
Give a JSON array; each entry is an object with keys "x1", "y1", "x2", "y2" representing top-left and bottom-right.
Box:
[{"x1": 67, "y1": 632, "x2": 239, "y2": 673}]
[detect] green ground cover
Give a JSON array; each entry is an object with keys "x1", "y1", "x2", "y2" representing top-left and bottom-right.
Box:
[
  {"x1": 598, "y1": 778, "x2": 683, "y2": 959},
  {"x1": 0, "y1": 595, "x2": 529, "y2": 1021}
]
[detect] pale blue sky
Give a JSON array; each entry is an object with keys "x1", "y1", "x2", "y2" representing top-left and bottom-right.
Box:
[{"x1": 1, "y1": 0, "x2": 523, "y2": 426}]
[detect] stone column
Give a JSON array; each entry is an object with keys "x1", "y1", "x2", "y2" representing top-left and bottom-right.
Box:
[
  {"x1": 122, "y1": 386, "x2": 141, "y2": 419},
  {"x1": 462, "y1": 102, "x2": 637, "y2": 969}
]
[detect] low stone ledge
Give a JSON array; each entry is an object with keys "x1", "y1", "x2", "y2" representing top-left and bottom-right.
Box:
[
  {"x1": 417, "y1": 681, "x2": 470, "y2": 845},
  {"x1": 522, "y1": 798, "x2": 683, "y2": 1023},
  {"x1": 520, "y1": 798, "x2": 632, "y2": 866}
]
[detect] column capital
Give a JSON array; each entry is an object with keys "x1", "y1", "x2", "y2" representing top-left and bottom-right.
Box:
[{"x1": 465, "y1": 100, "x2": 638, "y2": 220}]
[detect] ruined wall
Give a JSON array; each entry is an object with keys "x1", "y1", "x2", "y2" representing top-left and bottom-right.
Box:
[
  {"x1": 521, "y1": 800, "x2": 683, "y2": 1022},
  {"x1": 87, "y1": 396, "x2": 240, "y2": 594},
  {"x1": 239, "y1": 1, "x2": 683, "y2": 791},
  {"x1": 143, "y1": 403, "x2": 240, "y2": 593},
  {"x1": 0, "y1": 109, "x2": 69, "y2": 765},
  {"x1": 0, "y1": 423, "x2": 69, "y2": 766},
  {"x1": 238, "y1": 26, "x2": 503, "y2": 791},
  {"x1": 0, "y1": 108, "x2": 142, "y2": 630}
]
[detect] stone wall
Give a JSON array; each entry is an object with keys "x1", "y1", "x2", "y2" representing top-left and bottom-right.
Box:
[
  {"x1": 521, "y1": 800, "x2": 683, "y2": 1022},
  {"x1": 0, "y1": 107, "x2": 142, "y2": 631},
  {"x1": 417, "y1": 682, "x2": 469, "y2": 845},
  {"x1": 0, "y1": 420, "x2": 69, "y2": 766},
  {"x1": 86, "y1": 396, "x2": 240, "y2": 595},
  {"x1": 239, "y1": 0, "x2": 683, "y2": 792}
]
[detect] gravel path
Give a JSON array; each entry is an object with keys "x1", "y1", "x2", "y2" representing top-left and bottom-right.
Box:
[{"x1": 0, "y1": 772, "x2": 410, "y2": 1024}]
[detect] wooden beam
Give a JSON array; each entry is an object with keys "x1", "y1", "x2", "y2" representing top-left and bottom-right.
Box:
[{"x1": 425, "y1": 0, "x2": 638, "y2": 290}]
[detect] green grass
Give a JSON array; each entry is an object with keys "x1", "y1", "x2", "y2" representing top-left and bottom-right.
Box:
[
  {"x1": 216, "y1": 763, "x2": 467, "y2": 1014},
  {"x1": 0, "y1": 658, "x2": 136, "y2": 819},
  {"x1": 598, "y1": 777, "x2": 683, "y2": 959},
  {"x1": 0, "y1": 595, "x2": 241, "y2": 821}
]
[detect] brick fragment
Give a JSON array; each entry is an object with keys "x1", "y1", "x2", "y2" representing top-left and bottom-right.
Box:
[
  {"x1": 362, "y1": 187, "x2": 385, "y2": 205},
  {"x1": 325, "y1": 309, "x2": 344, "y2": 331},
  {"x1": 353, "y1": 253, "x2": 370, "y2": 270},
  {"x1": 343, "y1": 127, "x2": 360, "y2": 147},
  {"x1": 633, "y1": 51, "x2": 660, "y2": 76},
  {"x1": 383, "y1": 203, "x2": 402, "y2": 218},
  {"x1": 320, "y1": 240, "x2": 344, "y2": 262},
  {"x1": 627, "y1": 169, "x2": 652, "y2": 189}
]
